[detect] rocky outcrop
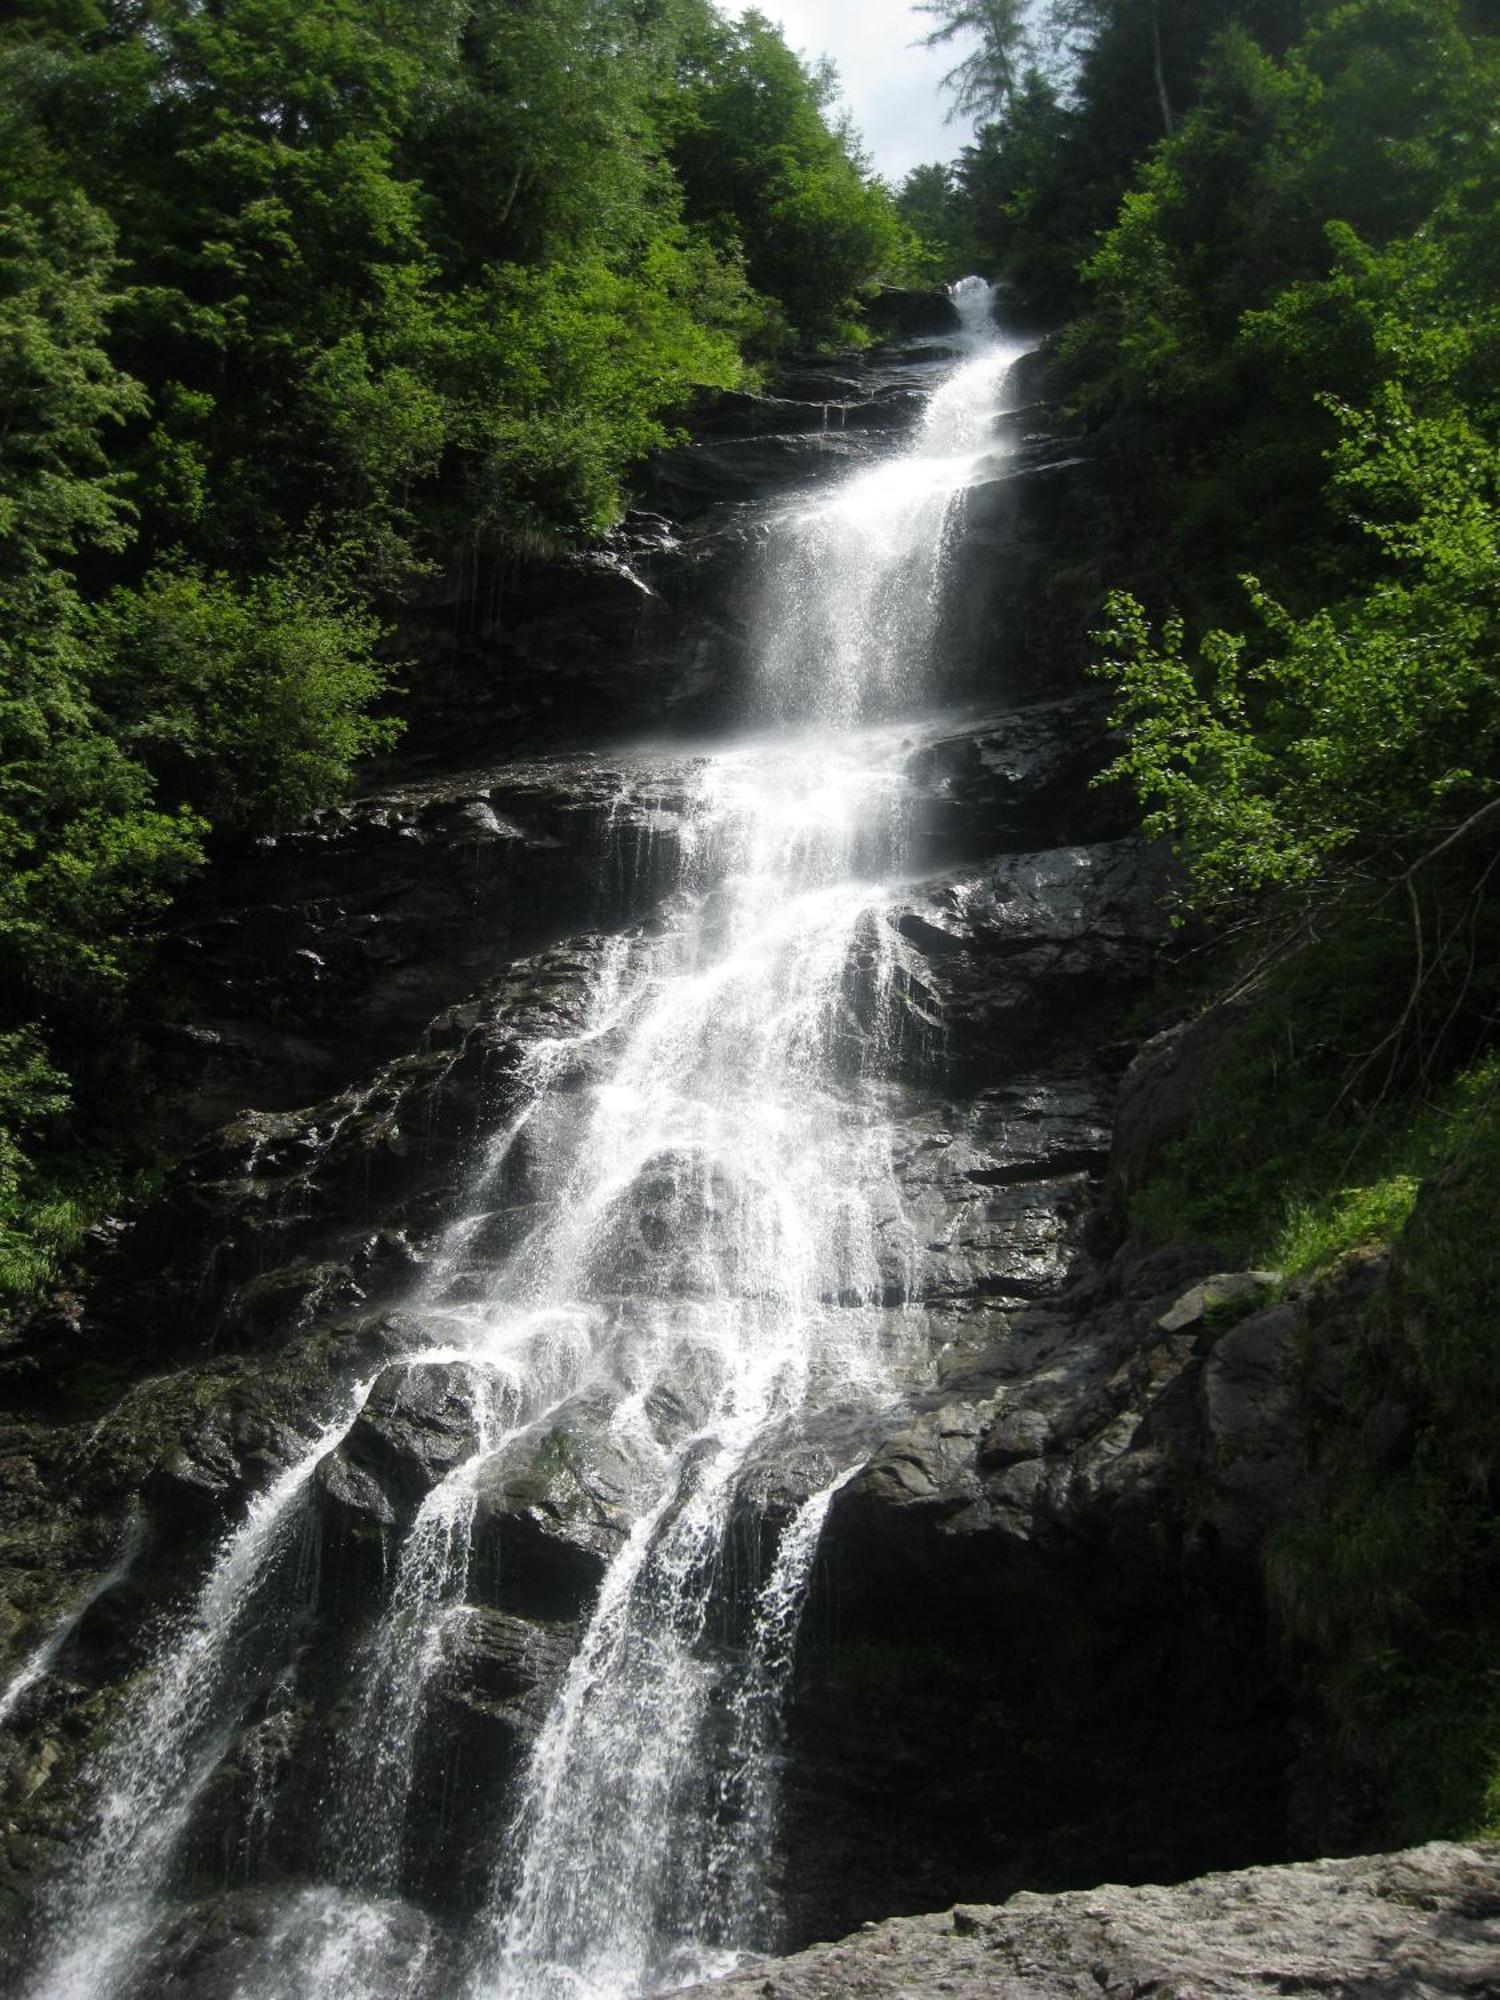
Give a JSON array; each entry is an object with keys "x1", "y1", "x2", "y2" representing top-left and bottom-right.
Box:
[
  {"x1": 679, "y1": 1842, "x2": 1500, "y2": 1997},
  {"x1": 0, "y1": 666, "x2": 1171, "y2": 1962}
]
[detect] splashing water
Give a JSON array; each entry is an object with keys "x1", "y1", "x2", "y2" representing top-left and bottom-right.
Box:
[
  {"x1": 699, "y1": 1469, "x2": 860, "y2": 1951},
  {"x1": 456, "y1": 279, "x2": 1024, "y2": 1998},
  {"x1": 758, "y1": 276, "x2": 1024, "y2": 726},
  {"x1": 0, "y1": 1510, "x2": 144, "y2": 1734},
  {"x1": 24, "y1": 1387, "x2": 379, "y2": 2000},
  {"x1": 24, "y1": 281, "x2": 1025, "y2": 2000}
]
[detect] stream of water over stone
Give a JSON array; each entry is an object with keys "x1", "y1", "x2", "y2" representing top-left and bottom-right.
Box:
[{"x1": 19, "y1": 277, "x2": 1025, "y2": 2000}]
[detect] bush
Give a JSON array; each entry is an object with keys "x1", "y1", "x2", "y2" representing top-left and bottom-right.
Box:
[
  {"x1": 1266, "y1": 1056, "x2": 1500, "y2": 1842},
  {"x1": 93, "y1": 559, "x2": 398, "y2": 833}
]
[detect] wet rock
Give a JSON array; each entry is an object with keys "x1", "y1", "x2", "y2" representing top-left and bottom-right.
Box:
[
  {"x1": 329, "y1": 1360, "x2": 486, "y2": 1517},
  {"x1": 437, "y1": 1604, "x2": 575, "y2": 1725},
  {"x1": 644, "y1": 429, "x2": 888, "y2": 517},
  {"x1": 402, "y1": 1605, "x2": 579, "y2": 1914},
  {"x1": 65, "y1": 939, "x2": 614, "y2": 1361},
  {"x1": 765, "y1": 1237, "x2": 1303, "y2": 1939},
  {"x1": 891, "y1": 840, "x2": 1174, "y2": 1076},
  {"x1": 903, "y1": 1075, "x2": 1112, "y2": 1183},
  {"x1": 121, "y1": 1884, "x2": 457, "y2": 2000},
  {"x1": 904, "y1": 696, "x2": 1123, "y2": 859},
  {"x1": 909, "y1": 1171, "x2": 1093, "y2": 1301},
  {"x1": 139, "y1": 750, "x2": 708, "y2": 1141},
  {"x1": 937, "y1": 423, "x2": 1098, "y2": 700},
  {"x1": 862, "y1": 287, "x2": 963, "y2": 340},
  {"x1": 468, "y1": 1405, "x2": 648, "y2": 1622},
  {"x1": 679, "y1": 1842, "x2": 1500, "y2": 1998}
]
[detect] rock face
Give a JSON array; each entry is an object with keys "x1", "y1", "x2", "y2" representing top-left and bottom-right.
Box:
[
  {"x1": 0, "y1": 315, "x2": 1455, "y2": 1995},
  {"x1": 677, "y1": 1843, "x2": 1500, "y2": 1997}
]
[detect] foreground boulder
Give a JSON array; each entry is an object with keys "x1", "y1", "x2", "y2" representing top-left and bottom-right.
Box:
[{"x1": 679, "y1": 1842, "x2": 1500, "y2": 1997}]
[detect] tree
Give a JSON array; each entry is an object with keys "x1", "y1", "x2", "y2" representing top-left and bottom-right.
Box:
[
  {"x1": 666, "y1": 11, "x2": 903, "y2": 341},
  {"x1": 1085, "y1": 0, "x2": 1500, "y2": 908},
  {"x1": 916, "y1": 0, "x2": 1034, "y2": 121},
  {"x1": 0, "y1": 196, "x2": 201, "y2": 1016}
]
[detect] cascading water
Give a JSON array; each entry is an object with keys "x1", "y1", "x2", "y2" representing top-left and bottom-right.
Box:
[
  {"x1": 24, "y1": 1388, "x2": 378, "y2": 2000},
  {"x1": 0, "y1": 1511, "x2": 143, "y2": 1735},
  {"x1": 19, "y1": 277, "x2": 1025, "y2": 2000}
]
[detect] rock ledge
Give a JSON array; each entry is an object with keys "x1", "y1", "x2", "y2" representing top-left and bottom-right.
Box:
[{"x1": 676, "y1": 1842, "x2": 1500, "y2": 1997}]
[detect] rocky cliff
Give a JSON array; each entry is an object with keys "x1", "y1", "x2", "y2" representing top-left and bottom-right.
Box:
[{"x1": 0, "y1": 310, "x2": 1473, "y2": 1996}]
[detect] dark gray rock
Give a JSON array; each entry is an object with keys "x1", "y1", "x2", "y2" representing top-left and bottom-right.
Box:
[
  {"x1": 324, "y1": 1360, "x2": 485, "y2": 1520},
  {"x1": 145, "y1": 751, "x2": 709, "y2": 1139},
  {"x1": 1197, "y1": 1300, "x2": 1302, "y2": 1550},
  {"x1": 891, "y1": 839, "x2": 1174, "y2": 1075},
  {"x1": 468, "y1": 1405, "x2": 645, "y2": 1623},
  {"x1": 678, "y1": 1842, "x2": 1500, "y2": 1997},
  {"x1": 120, "y1": 1884, "x2": 456, "y2": 2000},
  {"x1": 862, "y1": 287, "x2": 963, "y2": 340},
  {"x1": 904, "y1": 696, "x2": 1125, "y2": 860},
  {"x1": 757, "y1": 1226, "x2": 1421, "y2": 1946},
  {"x1": 1156, "y1": 1269, "x2": 1280, "y2": 1333},
  {"x1": 1107, "y1": 988, "x2": 1258, "y2": 1216},
  {"x1": 398, "y1": 1606, "x2": 580, "y2": 1915}
]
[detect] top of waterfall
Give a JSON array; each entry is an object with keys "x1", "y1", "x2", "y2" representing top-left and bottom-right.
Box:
[{"x1": 948, "y1": 275, "x2": 997, "y2": 338}]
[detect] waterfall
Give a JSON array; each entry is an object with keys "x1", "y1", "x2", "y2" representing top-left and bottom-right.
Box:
[
  {"x1": 457, "y1": 278, "x2": 1024, "y2": 1998},
  {"x1": 0, "y1": 1511, "x2": 143, "y2": 1735},
  {"x1": 23, "y1": 1388, "x2": 378, "y2": 2000},
  {"x1": 19, "y1": 279, "x2": 1025, "y2": 2000}
]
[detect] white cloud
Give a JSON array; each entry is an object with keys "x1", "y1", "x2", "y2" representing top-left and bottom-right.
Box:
[{"x1": 735, "y1": 0, "x2": 978, "y2": 184}]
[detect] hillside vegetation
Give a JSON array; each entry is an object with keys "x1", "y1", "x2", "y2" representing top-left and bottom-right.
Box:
[
  {"x1": 901, "y1": 0, "x2": 1500, "y2": 1848},
  {"x1": 0, "y1": 0, "x2": 915, "y2": 1293}
]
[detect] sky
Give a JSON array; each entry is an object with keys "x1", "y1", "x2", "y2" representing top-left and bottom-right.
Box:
[{"x1": 735, "y1": 0, "x2": 979, "y2": 186}]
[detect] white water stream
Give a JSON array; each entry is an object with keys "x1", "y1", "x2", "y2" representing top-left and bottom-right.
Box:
[
  {"x1": 0, "y1": 1512, "x2": 143, "y2": 1735},
  {"x1": 25, "y1": 1386, "x2": 379, "y2": 2000},
  {"x1": 21, "y1": 278, "x2": 1024, "y2": 2000}
]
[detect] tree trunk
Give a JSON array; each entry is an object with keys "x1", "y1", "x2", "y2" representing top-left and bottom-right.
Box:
[{"x1": 1149, "y1": 0, "x2": 1174, "y2": 136}]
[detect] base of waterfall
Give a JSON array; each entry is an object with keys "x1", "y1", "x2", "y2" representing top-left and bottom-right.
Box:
[{"x1": 674, "y1": 1843, "x2": 1500, "y2": 1998}]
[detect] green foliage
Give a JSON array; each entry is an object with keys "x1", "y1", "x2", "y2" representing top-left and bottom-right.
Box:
[
  {"x1": 0, "y1": 578, "x2": 205, "y2": 1009},
  {"x1": 0, "y1": 0, "x2": 906, "y2": 1309},
  {"x1": 0, "y1": 1028, "x2": 68, "y2": 1185},
  {"x1": 1082, "y1": 1, "x2": 1500, "y2": 910},
  {"x1": 952, "y1": 70, "x2": 1084, "y2": 317},
  {"x1": 1093, "y1": 382, "x2": 1500, "y2": 904},
  {"x1": 92, "y1": 560, "x2": 397, "y2": 833},
  {"x1": 0, "y1": 1027, "x2": 83, "y2": 1304},
  {"x1": 0, "y1": 199, "x2": 205, "y2": 1013},
  {"x1": 916, "y1": 0, "x2": 1033, "y2": 122},
  {"x1": 443, "y1": 238, "x2": 760, "y2": 540},
  {"x1": 892, "y1": 163, "x2": 968, "y2": 284},
  {"x1": 1126, "y1": 899, "x2": 1498, "y2": 1265},
  {"x1": 1265, "y1": 1057, "x2": 1500, "y2": 1842},
  {"x1": 931, "y1": 0, "x2": 1291, "y2": 321},
  {"x1": 0, "y1": 194, "x2": 144, "y2": 569},
  {"x1": 1061, "y1": 0, "x2": 1497, "y2": 601},
  {"x1": 666, "y1": 10, "x2": 905, "y2": 343},
  {"x1": 1275, "y1": 1174, "x2": 1419, "y2": 1282}
]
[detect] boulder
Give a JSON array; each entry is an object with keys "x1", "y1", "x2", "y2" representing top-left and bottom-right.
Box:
[{"x1": 678, "y1": 1842, "x2": 1500, "y2": 1998}]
